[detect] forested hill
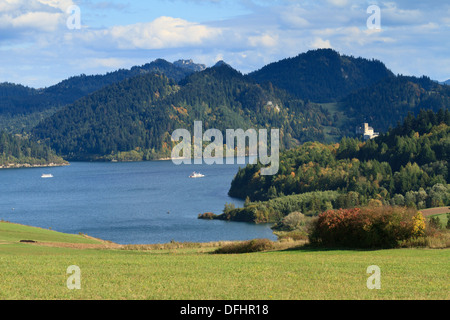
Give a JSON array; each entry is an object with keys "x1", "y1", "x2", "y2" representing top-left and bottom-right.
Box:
[
  {"x1": 0, "y1": 82, "x2": 35, "y2": 98},
  {"x1": 0, "y1": 131, "x2": 67, "y2": 168},
  {"x1": 0, "y1": 59, "x2": 201, "y2": 133},
  {"x1": 32, "y1": 64, "x2": 333, "y2": 161},
  {"x1": 43, "y1": 59, "x2": 201, "y2": 105},
  {"x1": 248, "y1": 49, "x2": 450, "y2": 133},
  {"x1": 32, "y1": 73, "x2": 180, "y2": 160},
  {"x1": 249, "y1": 48, "x2": 394, "y2": 102},
  {"x1": 0, "y1": 59, "x2": 197, "y2": 117},
  {"x1": 156, "y1": 64, "x2": 331, "y2": 139},
  {"x1": 228, "y1": 109, "x2": 450, "y2": 210},
  {"x1": 340, "y1": 75, "x2": 450, "y2": 132}
]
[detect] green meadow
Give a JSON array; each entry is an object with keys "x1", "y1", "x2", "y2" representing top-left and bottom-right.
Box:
[{"x1": 0, "y1": 222, "x2": 448, "y2": 300}]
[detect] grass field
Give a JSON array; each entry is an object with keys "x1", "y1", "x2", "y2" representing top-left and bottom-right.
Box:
[{"x1": 0, "y1": 221, "x2": 449, "y2": 300}]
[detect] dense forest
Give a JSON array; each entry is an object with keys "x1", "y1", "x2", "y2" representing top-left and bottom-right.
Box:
[
  {"x1": 32, "y1": 64, "x2": 333, "y2": 161},
  {"x1": 0, "y1": 131, "x2": 66, "y2": 168},
  {"x1": 249, "y1": 48, "x2": 394, "y2": 102},
  {"x1": 223, "y1": 110, "x2": 450, "y2": 222},
  {"x1": 157, "y1": 64, "x2": 332, "y2": 145},
  {"x1": 32, "y1": 73, "x2": 180, "y2": 160},
  {"x1": 249, "y1": 50, "x2": 450, "y2": 137},
  {"x1": 0, "y1": 59, "x2": 200, "y2": 133},
  {"x1": 340, "y1": 75, "x2": 450, "y2": 132}
]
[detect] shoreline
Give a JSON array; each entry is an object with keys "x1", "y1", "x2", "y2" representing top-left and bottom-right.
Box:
[
  {"x1": 0, "y1": 162, "x2": 69, "y2": 170},
  {"x1": 0, "y1": 220, "x2": 277, "y2": 248},
  {"x1": 156, "y1": 154, "x2": 258, "y2": 161}
]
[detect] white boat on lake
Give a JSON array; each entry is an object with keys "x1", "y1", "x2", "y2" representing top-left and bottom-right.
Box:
[
  {"x1": 41, "y1": 174, "x2": 53, "y2": 178},
  {"x1": 189, "y1": 172, "x2": 205, "y2": 178}
]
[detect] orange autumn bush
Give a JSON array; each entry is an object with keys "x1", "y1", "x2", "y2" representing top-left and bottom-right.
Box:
[{"x1": 309, "y1": 206, "x2": 425, "y2": 248}]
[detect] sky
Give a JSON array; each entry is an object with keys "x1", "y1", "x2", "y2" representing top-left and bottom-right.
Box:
[{"x1": 1, "y1": 0, "x2": 449, "y2": 88}]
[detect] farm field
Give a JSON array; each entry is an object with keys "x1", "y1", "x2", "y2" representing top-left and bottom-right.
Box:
[{"x1": 0, "y1": 222, "x2": 448, "y2": 300}]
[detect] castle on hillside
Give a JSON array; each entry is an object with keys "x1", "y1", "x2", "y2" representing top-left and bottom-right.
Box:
[{"x1": 356, "y1": 123, "x2": 379, "y2": 140}]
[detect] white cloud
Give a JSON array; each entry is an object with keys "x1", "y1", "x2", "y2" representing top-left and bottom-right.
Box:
[
  {"x1": 0, "y1": 11, "x2": 62, "y2": 32},
  {"x1": 1, "y1": 0, "x2": 449, "y2": 87},
  {"x1": 310, "y1": 37, "x2": 332, "y2": 49},
  {"x1": 74, "y1": 16, "x2": 222, "y2": 50},
  {"x1": 326, "y1": 0, "x2": 350, "y2": 7},
  {"x1": 280, "y1": 6, "x2": 310, "y2": 29},
  {"x1": 40, "y1": 0, "x2": 75, "y2": 11},
  {"x1": 248, "y1": 33, "x2": 279, "y2": 48},
  {"x1": 0, "y1": 0, "x2": 75, "y2": 34}
]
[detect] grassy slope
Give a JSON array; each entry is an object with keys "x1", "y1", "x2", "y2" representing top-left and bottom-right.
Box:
[
  {"x1": 0, "y1": 222, "x2": 449, "y2": 300},
  {"x1": 0, "y1": 222, "x2": 102, "y2": 244}
]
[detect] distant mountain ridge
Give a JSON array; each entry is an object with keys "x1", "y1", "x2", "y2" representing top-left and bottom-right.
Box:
[
  {"x1": 0, "y1": 58, "x2": 205, "y2": 133},
  {"x1": 0, "y1": 58, "x2": 202, "y2": 114},
  {"x1": 249, "y1": 49, "x2": 394, "y2": 102}
]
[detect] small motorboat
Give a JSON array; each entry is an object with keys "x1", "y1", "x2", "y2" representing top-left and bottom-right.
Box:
[
  {"x1": 41, "y1": 174, "x2": 53, "y2": 178},
  {"x1": 189, "y1": 172, "x2": 205, "y2": 178}
]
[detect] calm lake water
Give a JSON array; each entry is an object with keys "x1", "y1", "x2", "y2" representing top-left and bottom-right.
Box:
[{"x1": 0, "y1": 159, "x2": 276, "y2": 244}]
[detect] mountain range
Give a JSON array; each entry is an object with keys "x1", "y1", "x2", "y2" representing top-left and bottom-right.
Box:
[
  {"x1": 31, "y1": 64, "x2": 330, "y2": 160},
  {"x1": 0, "y1": 59, "x2": 204, "y2": 132},
  {"x1": 1, "y1": 49, "x2": 449, "y2": 163}
]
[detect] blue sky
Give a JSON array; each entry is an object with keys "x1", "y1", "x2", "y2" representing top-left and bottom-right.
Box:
[{"x1": 1, "y1": 0, "x2": 449, "y2": 88}]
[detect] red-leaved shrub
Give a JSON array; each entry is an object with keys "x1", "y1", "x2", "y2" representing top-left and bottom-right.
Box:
[{"x1": 309, "y1": 206, "x2": 422, "y2": 248}]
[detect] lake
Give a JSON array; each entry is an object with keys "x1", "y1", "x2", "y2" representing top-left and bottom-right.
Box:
[{"x1": 0, "y1": 159, "x2": 276, "y2": 244}]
